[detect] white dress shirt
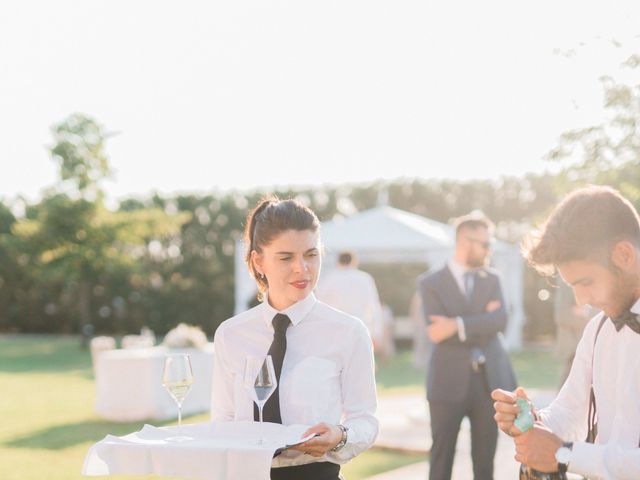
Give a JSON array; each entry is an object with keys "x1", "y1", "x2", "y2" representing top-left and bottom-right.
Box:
[
  {"x1": 447, "y1": 260, "x2": 471, "y2": 342},
  {"x1": 538, "y1": 298, "x2": 640, "y2": 480},
  {"x1": 211, "y1": 292, "x2": 379, "y2": 467},
  {"x1": 315, "y1": 267, "x2": 383, "y2": 341}
]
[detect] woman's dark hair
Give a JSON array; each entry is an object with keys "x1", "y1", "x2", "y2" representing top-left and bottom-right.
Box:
[{"x1": 243, "y1": 195, "x2": 320, "y2": 298}]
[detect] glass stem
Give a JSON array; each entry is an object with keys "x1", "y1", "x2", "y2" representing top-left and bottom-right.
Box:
[
  {"x1": 258, "y1": 405, "x2": 264, "y2": 444},
  {"x1": 178, "y1": 403, "x2": 183, "y2": 428}
]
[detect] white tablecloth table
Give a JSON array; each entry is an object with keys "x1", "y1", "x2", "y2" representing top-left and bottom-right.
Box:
[
  {"x1": 82, "y1": 421, "x2": 312, "y2": 480},
  {"x1": 94, "y1": 345, "x2": 214, "y2": 422}
]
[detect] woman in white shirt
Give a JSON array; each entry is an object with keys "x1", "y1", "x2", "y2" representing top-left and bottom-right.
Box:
[{"x1": 211, "y1": 196, "x2": 378, "y2": 480}]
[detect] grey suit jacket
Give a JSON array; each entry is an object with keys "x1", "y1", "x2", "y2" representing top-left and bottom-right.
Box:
[{"x1": 417, "y1": 265, "x2": 517, "y2": 403}]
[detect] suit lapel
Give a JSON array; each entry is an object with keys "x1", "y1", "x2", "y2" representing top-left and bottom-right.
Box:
[{"x1": 442, "y1": 266, "x2": 468, "y2": 308}]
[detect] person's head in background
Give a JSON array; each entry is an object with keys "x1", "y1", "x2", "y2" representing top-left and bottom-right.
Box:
[
  {"x1": 337, "y1": 250, "x2": 358, "y2": 268},
  {"x1": 524, "y1": 185, "x2": 640, "y2": 319},
  {"x1": 454, "y1": 214, "x2": 494, "y2": 269},
  {"x1": 244, "y1": 196, "x2": 321, "y2": 311}
]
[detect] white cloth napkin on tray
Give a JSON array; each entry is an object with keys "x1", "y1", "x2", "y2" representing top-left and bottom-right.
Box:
[{"x1": 82, "y1": 421, "x2": 313, "y2": 480}]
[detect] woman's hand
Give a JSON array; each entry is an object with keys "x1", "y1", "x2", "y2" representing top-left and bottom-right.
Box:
[{"x1": 290, "y1": 422, "x2": 342, "y2": 457}]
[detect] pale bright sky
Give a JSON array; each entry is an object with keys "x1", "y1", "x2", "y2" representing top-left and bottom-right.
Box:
[{"x1": 1, "y1": 0, "x2": 639, "y2": 204}]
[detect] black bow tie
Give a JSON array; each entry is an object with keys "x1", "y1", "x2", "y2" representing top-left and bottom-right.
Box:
[{"x1": 611, "y1": 310, "x2": 640, "y2": 334}]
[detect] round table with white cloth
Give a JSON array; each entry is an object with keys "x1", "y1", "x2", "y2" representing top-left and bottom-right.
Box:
[{"x1": 94, "y1": 344, "x2": 214, "y2": 422}]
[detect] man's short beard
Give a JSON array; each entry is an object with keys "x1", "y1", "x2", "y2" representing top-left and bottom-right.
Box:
[
  {"x1": 467, "y1": 255, "x2": 486, "y2": 269},
  {"x1": 611, "y1": 267, "x2": 640, "y2": 317}
]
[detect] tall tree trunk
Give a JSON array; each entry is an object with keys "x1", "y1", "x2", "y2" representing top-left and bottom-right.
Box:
[{"x1": 78, "y1": 279, "x2": 91, "y2": 333}]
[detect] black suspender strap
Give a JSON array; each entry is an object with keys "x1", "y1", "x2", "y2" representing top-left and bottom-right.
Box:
[{"x1": 586, "y1": 315, "x2": 607, "y2": 443}]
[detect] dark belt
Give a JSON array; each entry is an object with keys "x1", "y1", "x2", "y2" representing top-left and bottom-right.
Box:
[{"x1": 271, "y1": 462, "x2": 341, "y2": 480}]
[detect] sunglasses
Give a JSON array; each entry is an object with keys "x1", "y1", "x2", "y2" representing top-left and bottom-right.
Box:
[{"x1": 465, "y1": 237, "x2": 492, "y2": 249}]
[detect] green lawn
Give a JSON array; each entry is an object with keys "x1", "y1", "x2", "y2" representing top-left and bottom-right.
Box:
[
  {"x1": 0, "y1": 336, "x2": 561, "y2": 480},
  {"x1": 509, "y1": 345, "x2": 564, "y2": 391}
]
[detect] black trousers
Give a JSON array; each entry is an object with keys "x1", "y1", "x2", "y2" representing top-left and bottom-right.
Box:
[
  {"x1": 428, "y1": 369, "x2": 497, "y2": 480},
  {"x1": 271, "y1": 462, "x2": 341, "y2": 480}
]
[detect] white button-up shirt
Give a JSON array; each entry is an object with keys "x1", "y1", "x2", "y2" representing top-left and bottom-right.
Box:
[
  {"x1": 448, "y1": 259, "x2": 474, "y2": 297},
  {"x1": 211, "y1": 292, "x2": 379, "y2": 467},
  {"x1": 315, "y1": 266, "x2": 383, "y2": 340},
  {"x1": 538, "y1": 298, "x2": 640, "y2": 480}
]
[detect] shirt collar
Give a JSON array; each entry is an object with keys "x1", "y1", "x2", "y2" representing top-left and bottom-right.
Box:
[
  {"x1": 448, "y1": 259, "x2": 471, "y2": 277},
  {"x1": 631, "y1": 298, "x2": 640, "y2": 315},
  {"x1": 261, "y1": 292, "x2": 317, "y2": 328}
]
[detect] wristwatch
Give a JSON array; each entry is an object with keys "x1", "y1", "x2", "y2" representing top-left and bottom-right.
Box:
[
  {"x1": 330, "y1": 424, "x2": 349, "y2": 452},
  {"x1": 555, "y1": 441, "x2": 573, "y2": 474}
]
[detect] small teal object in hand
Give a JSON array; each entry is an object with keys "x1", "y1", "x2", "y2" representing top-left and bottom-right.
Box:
[{"x1": 514, "y1": 397, "x2": 534, "y2": 433}]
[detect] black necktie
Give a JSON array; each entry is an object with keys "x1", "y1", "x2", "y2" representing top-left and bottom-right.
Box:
[
  {"x1": 255, "y1": 313, "x2": 291, "y2": 423},
  {"x1": 463, "y1": 270, "x2": 475, "y2": 301},
  {"x1": 611, "y1": 310, "x2": 640, "y2": 334}
]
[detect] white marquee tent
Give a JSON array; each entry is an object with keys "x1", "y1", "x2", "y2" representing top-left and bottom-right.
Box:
[{"x1": 234, "y1": 206, "x2": 525, "y2": 350}]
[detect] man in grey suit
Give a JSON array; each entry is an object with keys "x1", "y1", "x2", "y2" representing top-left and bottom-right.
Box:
[{"x1": 417, "y1": 214, "x2": 517, "y2": 480}]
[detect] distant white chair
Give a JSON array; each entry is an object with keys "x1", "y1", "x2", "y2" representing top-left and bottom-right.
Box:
[
  {"x1": 121, "y1": 334, "x2": 155, "y2": 349},
  {"x1": 90, "y1": 336, "x2": 116, "y2": 374}
]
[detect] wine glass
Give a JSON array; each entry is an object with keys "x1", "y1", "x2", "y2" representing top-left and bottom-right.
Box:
[
  {"x1": 162, "y1": 353, "x2": 194, "y2": 439},
  {"x1": 243, "y1": 355, "x2": 277, "y2": 444}
]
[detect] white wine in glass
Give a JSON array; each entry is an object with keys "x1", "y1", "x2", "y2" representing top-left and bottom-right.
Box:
[
  {"x1": 165, "y1": 379, "x2": 194, "y2": 405},
  {"x1": 162, "y1": 354, "x2": 194, "y2": 436},
  {"x1": 243, "y1": 355, "x2": 277, "y2": 444}
]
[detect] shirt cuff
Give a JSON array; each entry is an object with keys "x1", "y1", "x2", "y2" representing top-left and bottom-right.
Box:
[
  {"x1": 327, "y1": 417, "x2": 379, "y2": 464},
  {"x1": 456, "y1": 317, "x2": 466, "y2": 342},
  {"x1": 567, "y1": 441, "x2": 601, "y2": 479}
]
